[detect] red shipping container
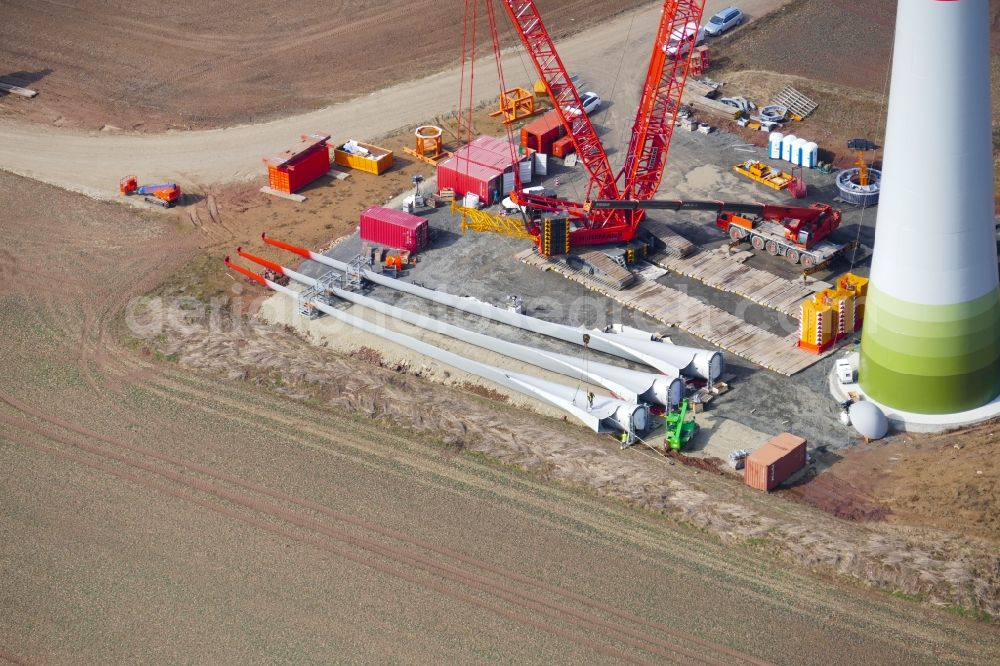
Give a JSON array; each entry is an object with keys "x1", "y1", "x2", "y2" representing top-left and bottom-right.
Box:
[
  {"x1": 436, "y1": 157, "x2": 500, "y2": 203},
  {"x1": 552, "y1": 135, "x2": 575, "y2": 159},
  {"x1": 521, "y1": 110, "x2": 565, "y2": 154},
  {"x1": 744, "y1": 433, "x2": 807, "y2": 491},
  {"x1": 264, "y1": 134, "x2": 331, "y2": 194},
  {"x1": 359, "y1": 206, "x2": 428, "y2": 253},
  {"x1": 436, "y1": 137, "x2": 526, "y2": 205}
]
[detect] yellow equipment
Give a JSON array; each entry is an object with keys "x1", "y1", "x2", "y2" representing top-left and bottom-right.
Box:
[
  {"x1": 854, "y1": 151, "x2": 870, "y2": 186},
  {"x1": 451, "y1": 201, "x2": 536, "y2": 242},
  {"x1": 403, "y1": 125, "x2": 452, "y2": 166},
  {"x1": 489, "y1": 87, "x2": 541, "y2": 124},
  {"x1": 733, "y1": 160, "x2": 795, "y2": 191},
  {"x1": 797, "y1": 273, "x2": 868, "y2": 353},
  {"x1": 836, "y1": 272, "x2": 869, "y2": 321}
]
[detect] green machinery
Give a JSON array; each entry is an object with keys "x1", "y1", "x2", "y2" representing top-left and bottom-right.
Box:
[{"x1": 664, "y1": 399, "x2": 698, "y2": 451}]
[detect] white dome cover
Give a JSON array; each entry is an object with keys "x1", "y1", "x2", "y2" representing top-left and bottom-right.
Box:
[{"x1": 849, "y1": 401, "x2": 889, "y2": 440}]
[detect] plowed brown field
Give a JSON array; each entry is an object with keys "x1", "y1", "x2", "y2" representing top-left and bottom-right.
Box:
[
  {"x1": 2, "y1": 170, "x2": 998, "y2": 663},
  {"x1": 0, "y1": 0, "x2": 647, "y2": 132}
]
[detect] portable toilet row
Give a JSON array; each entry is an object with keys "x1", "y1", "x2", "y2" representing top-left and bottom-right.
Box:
[{"x1": 768, "y1": 132, "x2": 818, "y2": 168}]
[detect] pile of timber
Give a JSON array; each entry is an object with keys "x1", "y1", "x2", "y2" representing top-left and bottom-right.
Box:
[
  {"x1": 681, "y1": 81, "x2": 739, "y2": 120},
  {"x1": 517, "y1": 249, "x2": 834, "y2": 375},
  {"x1": 651, "y1": 248, "x2": 817, "y2": 318},
  {"x1": 641, "y1": 219, "x2": 696, "y2": 258},
  {"x1": 576, "y1": 250, "x2": 636, "y2": 289}
]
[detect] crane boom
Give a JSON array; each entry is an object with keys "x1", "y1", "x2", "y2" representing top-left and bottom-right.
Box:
[
  {"x1": 499, "y1": 0, "x2": 619, "y2": 201},
  {"x1": 620, "y1": 1, "x2": 706, "y2": 201},
  {"x1": 588, "y1": 198, "x2": 833, "y2": 221},
  {"x1": 482, "y1": 0, "x2": 706, "y2": 253}
]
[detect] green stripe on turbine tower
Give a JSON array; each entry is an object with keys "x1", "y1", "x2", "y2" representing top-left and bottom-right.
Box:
[
  {"x1": 860, "y1": 287, "x2": 1000, "y2": 414},
  {"x1": 858, "y1": 0, "x2": 1000, "y2": 416}
]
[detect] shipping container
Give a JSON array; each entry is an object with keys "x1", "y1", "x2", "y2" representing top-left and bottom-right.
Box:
[
  {"x1": 359, "y1": 206, "x2": 428, "y2": 253},
  {"x1": 437, "y1": 157, "x2": 501, "y2": 204},
  {"x1": 552, "y1": 135, "x2": 575, "y2": 159},
  {"x1": 334, "y1": 140, "x2": 394, "y2": 175},
  {"x1": 744, "y1": 433, "x2": 807, "y2": 491},
  {"x1": 263, "y1": 133, "x2": 331, "y2": 194},
  {"x1": 436, "y1": 136, "x2": 526, "y2": 205},
  {"x1": 521, "y1": 110, "x2": 566, "y2": 154}
]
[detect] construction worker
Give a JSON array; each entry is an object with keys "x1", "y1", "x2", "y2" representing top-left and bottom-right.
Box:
[
  {"x1": 586, "y1": 390, "x2": 594, "y2": 411},
  {"x1": 620, "y1": 431, "x2": 629, "y2": 447}
]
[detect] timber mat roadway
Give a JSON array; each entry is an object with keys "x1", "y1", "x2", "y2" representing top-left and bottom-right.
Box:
[
  {"x1": 0, "y1": 0, "x2": 787, "y2": 198},
  {"x1": 2, "y1": 2, "x2": 999, "y2": 663}
]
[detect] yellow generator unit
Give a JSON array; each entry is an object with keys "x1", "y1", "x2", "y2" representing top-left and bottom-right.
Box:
[
  {"x1": 798, "y1": 284, "x2": 863, "y2": 354},
  {"x1": 799, "y1": 298, "x2": 833, "y2": 352},
  {"x1": 836, "y1": 272, "x2": 869, "y2": 326}
]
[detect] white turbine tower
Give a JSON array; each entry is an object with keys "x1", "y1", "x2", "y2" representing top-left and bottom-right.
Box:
[{"x1": 859, "y1": 0, "x2": 1000, "y2": 417}]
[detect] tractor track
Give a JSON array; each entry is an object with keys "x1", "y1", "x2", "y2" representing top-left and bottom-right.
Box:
[
  {"x1": 14, "y1": 317, "x2": 974, "y2": 659},
  {"x1": 42, "y1": 269, "x2": 970, "y2": 652},
  {"x1": 0, "y1": 401, "x2": 769, "y2": 666}
]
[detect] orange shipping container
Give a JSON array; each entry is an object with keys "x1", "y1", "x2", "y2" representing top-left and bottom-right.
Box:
[
  {"x1": 520, "y1": 110, "x2": 565, "y2": 154},
  {"x1": 552, "y1": 135, "x2": 575, "y2": 159},
  {"x1": 744, "y1": 433, "x2": 807, "y2": 491}
]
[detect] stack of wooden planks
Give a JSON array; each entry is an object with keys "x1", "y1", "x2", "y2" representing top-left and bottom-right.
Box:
[
  {"x1": 771, "y1": 86, "x2": 818, "y2": 119},
  {"x1": 577, "y1": 250, "x2": 636, "y2": 289},
  {"x1": 517, "y1": 249, "x2": 835, "y2": 375},
  {"x1": 651, "y1": 248, "x2": 817, "y2": 318},
  {"x1": 641, "y1": 219, "x2": 696, "y2": 258}
]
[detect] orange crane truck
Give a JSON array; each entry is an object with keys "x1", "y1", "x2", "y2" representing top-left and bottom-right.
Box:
[
  {"x1": 588, "y1": 198, "x2": 850, "y2": 270},
  {"x1": 119, "y1": 175, "x2": 181, "y2": 208}
]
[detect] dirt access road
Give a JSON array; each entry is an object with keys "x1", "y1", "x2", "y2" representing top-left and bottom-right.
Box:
[
  {"x1": 3, "y1": 170, "x2": 998, "y2": 665},
  {"x1": 0, "y1": 0, "x2": 650, "y2": 132},
  {"x1": 0, "y1": 0, "x2": 788, "y2": 199}
]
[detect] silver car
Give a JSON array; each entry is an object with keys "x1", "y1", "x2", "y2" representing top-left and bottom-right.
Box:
[{"x1": 705, "y1": 6, "x2": 744, "y2": 37}]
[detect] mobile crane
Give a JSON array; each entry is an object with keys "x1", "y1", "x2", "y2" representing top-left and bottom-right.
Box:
[
  {"x1": 463, "y1": 1, "x2": 850, "y2": 268},
  {"x1": 457, "y1": 0, "x2": 707, "y2": 254},
  {"x1": 587, "y1": 197, "x2": 847, "y2": 269}
]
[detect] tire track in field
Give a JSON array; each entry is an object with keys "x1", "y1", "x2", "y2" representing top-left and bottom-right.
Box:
[
  {"x1": 30, "y1": 280, "x2": 953, "y2": 657},
  {"x1": 86, "y1": 348, "x2": 878, "y2": 631},
  {"x1": 72, "y1": 334, "x2": 912, "y2": 643},
  {"x1": 2, "y1": 410, "x2": 762, "y2": 666},
  {"x1": 0, "y1": 386, "x2": 771, "y2": 664}
]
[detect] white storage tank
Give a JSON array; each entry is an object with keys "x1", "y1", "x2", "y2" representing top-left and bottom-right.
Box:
[
  {"x1": 768, "y1": 132, "x2": 784, "y2": 159},
  {"x1": 790, "y1": 138, "x2": 808, "y2": 166},
  {"x1": 781, "y1": 134, "x2": 798, "y2": 162},
  {"x1": 802, "y1": 141, "x2": 819, "y2": 168}
]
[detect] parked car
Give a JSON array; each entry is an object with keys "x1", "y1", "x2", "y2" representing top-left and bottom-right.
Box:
[
  {"x1": 704, "y1": 6, "x2": 744, "y2": 37},
  {"x1": 665, "y1": 21, "x2": 705, "y2": 58},
  {"x1": 566, "y1": 91, "x2": 602, "y2": 116}
]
